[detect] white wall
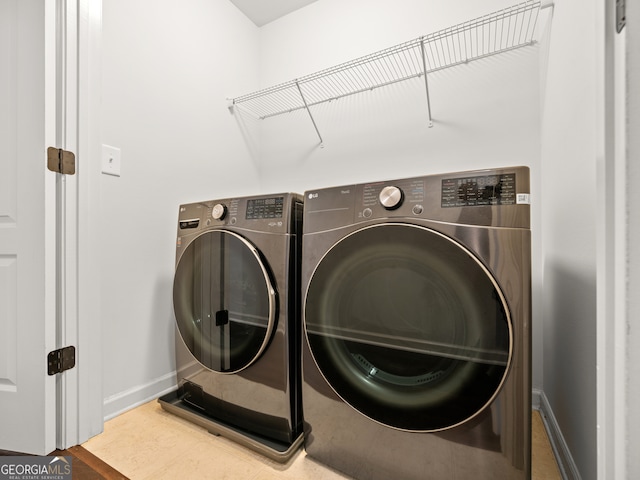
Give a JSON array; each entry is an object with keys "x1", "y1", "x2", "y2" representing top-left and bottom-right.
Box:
[
  {"x1": 539, "y1": 0, "x2": 598, "y2": 478},
  {"x1": 100, "y1": 0, "x2": 260, "y2": 416}
]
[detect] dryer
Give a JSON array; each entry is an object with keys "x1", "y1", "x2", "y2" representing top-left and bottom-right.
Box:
[
  {"x1": 301, "y1": 167, "x2": 531, "y2": 479},
  {"x1": 159, "y1": 193, "x2": 304, "y2": 462}
]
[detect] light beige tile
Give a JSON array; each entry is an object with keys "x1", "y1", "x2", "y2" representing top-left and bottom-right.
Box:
[
  {"x1": 532, "y1": 410, "x2": 562, "y2": 480},
  {"x1": 140, "y1": 443, "x2": 263, "y2": 480},
  {"x1": 84, "y1": 401, "x2": 561, "y2": 480},
  {"x1": 84, "y1": 401, "x2": 251, "y2": 479}
]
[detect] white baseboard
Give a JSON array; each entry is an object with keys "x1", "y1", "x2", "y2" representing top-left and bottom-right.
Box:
[
  {"x1": 103, "y1": 371, "x2": 178, "y2": 421},
  {"x1": 535, "y1": 389, "x2": 581, "y2": 480}
]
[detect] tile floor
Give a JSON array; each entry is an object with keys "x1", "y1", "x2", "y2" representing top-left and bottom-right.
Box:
[{"x1": 83, "y1": 401, "x2": 562, "y2": 480}]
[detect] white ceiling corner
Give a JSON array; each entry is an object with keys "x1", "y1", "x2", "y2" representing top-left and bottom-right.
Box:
[{"x1": 229, "y1": 0, "x2": 319, "y2": 27}]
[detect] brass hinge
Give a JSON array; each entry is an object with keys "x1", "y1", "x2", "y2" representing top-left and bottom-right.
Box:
[
  {"x1": 47, "y1": 147, "x2": 76, "y2": 175},
  {"x1": 47, "y1": 346, "x2": 76, "y2": 375}
]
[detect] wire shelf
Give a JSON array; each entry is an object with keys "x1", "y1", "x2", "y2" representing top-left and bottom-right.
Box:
[{"x1": 230, "y1": 1, "x2": 543, "y2": 142}]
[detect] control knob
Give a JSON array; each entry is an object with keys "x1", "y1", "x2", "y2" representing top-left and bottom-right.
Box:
[
  {"x1": 379, "y1": 186, "x2": 404, "y2": 210},
  {"x1": 211, "y1": 203, "x2": 227, "y2": 220}
]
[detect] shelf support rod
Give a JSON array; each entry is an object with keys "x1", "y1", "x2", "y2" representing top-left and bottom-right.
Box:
[
  {"x1": 295, "y1": 80, "x2": 324, "y2": 146},
  {"x1": 420, "y1": 39, "x2": 434, "y2": 128}
]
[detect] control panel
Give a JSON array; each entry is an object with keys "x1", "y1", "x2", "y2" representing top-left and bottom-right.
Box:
[
  {"x1": 441, "y1": 173, "x2": 516, "y2": 207},
  {"x1": 303, "y1": 167, "x2": 530, "y2": 231},
  {"x1": 177, "y1": 195, "x2": 292, "y2": 234},
  {"x1": 246, "y1": 196, "x2": 284, "y2": 220}
]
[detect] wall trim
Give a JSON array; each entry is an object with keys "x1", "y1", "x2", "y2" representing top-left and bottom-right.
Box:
[
  {"x1": 535, "y1": 388, "x2": 581, "y2": 480},
  {"x1": 103, "y1": 372, "x2": 177, "y2": 421}
]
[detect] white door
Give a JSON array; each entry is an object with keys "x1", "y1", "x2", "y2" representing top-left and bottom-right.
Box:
[
  {"x1": 0, "y1": 0, "x2": 58, "y2": 455},
  {"x1": 0, "y1": 0, "x2": 103, "y2": 454}
]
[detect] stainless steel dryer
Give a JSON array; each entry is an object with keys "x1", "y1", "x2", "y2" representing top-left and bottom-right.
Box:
[
  {"x1": 159, "y1": 193, "x2": 304, "y2": 462},
  {"x1": 301, "y1": 167, "x2": 531, "y2": 479}
]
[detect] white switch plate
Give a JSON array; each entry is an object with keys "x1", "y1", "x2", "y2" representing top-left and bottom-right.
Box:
[{"x1": 101, "y1": 144, "x2": 121, "y2": 176}]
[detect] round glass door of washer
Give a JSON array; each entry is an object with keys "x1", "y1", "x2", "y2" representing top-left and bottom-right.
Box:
[
  {"x1": 304, "y1": 223, "x2": 512, "y2": 432},
  {"x1": 173, "y1": 230, "x2": 276, "y2": 374}
]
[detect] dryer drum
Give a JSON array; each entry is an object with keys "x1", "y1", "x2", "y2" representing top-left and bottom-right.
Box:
[
  {"x1": 304, "y1": 223, "x2": 512, "y2": 432},
  {"x1": 173, "y1": 230, "x2": 277, "y2": 374}
]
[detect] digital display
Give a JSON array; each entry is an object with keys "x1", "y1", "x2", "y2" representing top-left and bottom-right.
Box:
[
  {"x1": 246, "y1": 197, "x2": 284, "y2": 219},
  {"x1": 179, "y1": 219, "x2": 199, "y2": 229},
  {"x1": 441, "y1": 173, "x2": 516, "y2": 207}
]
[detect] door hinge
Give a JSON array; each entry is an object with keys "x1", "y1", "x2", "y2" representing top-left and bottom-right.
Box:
[
  {"x1": 47, "y1": 147, "x2": 76, "y2": 175},
  {"x1": 47, "y1": 346, "x2": 76, "y2": 375},
  {"x1": 617, "y1": 0, "x2": 626, "y2": 33}
]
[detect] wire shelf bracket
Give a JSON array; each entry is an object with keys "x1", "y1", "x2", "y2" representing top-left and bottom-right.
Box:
[{"x1": 230, "y1": 1, "x2": 545, "y2": 145}]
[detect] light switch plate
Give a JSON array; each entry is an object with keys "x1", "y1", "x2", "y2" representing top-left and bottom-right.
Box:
[{"x1": 102, "y1": 144, "x2": 121, "y2": 176}]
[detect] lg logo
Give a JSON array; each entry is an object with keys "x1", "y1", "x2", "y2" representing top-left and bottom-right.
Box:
[{"x1": 308, "y1": 193, "x2": 319, "y2": 199}]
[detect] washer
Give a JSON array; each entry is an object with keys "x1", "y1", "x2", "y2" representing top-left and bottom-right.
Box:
[
  {"x1": 159, "y1": 193, "x2": 304, "y2": 462},
  {"x1": 301, "y1": 167, "x2": 531, "y2": 479}
]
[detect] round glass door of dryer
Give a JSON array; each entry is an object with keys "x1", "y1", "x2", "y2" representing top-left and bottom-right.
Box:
[
  {"x1": 173, "y1": 230, "x2": 276, "y2": 373},
  {"x1": 304, "y1": 223, "x2": 512, "y2": 432}
]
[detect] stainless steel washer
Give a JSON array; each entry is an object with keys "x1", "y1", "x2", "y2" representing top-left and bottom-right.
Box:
[
  {"x1": 160, "y1": 193, "x2": 303, "y2": 462},
  {"x1": 301, "y1": 167, "x2": 531, "y2": 479}
]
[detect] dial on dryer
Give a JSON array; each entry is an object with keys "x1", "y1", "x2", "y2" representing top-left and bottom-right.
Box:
[
  {"x1": 211, "y1": 203, "x2": 227, "y2": 220},
  {"x1": 379, "y1": 186, "x2": 403, "y2": 210}
]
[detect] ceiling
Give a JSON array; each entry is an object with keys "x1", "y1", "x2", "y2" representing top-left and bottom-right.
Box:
[{"x1": 229, "y1": 0, "x2": 319, "y2": 27}]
